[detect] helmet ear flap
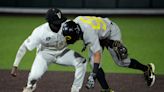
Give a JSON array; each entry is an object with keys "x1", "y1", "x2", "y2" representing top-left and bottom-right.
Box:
[{"x1": 62, "y1": 21, "x2": 81, "y2": 44}]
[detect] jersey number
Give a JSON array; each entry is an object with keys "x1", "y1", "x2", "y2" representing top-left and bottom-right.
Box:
[{"x1": 79, "y1": 16, "x2": 107, "y2": 31}]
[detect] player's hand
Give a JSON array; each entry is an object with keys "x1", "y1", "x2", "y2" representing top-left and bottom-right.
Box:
[
  {"x1": 11, "y1": 66, "x2": 18, "y2": 77},
  {"x1": 85, "y1": 73, "x2": 96, "y2": 89}
]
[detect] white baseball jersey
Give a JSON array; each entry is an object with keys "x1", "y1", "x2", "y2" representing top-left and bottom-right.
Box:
[
  {"x1": 74, "y1": 16, "x2": 113, "y2": 53},
  {"x1": 25, "y1": 22, "x2": 67, "y2": 53},
  {"x1": 13, "y1": 22, "x2": 86, "y2": 92},
  {"x1": 74, "y1": 16, "x2": 130, "y2": 67}
]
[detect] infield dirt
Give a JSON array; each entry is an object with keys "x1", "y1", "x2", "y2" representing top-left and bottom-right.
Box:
[{"x1": 0, "y1": 70, "x2": 163, "y2": 92}]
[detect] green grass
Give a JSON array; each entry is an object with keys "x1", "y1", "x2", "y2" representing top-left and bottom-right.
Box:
[{"x1": 0, "y1": 15, "x2": 164, "y2": 75}]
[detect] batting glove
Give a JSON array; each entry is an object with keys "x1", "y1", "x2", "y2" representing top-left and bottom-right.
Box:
[{"x1": 85, "y1": 73, "x2": 96, "y2": 89}]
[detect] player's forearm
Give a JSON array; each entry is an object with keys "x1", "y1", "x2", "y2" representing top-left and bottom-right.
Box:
[{"x1": 13, "y1": 43, "x2": 28, "y2": 67}]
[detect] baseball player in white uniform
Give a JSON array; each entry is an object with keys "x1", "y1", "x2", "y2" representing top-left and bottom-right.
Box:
[
  {"x1": 62, "y1": 16, "x2": 156, "y2": 92},
  {"x1": 10, "y1": 8, "x2": 87, "y2": 92}
]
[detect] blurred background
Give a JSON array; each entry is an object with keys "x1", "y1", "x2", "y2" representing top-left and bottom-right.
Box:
[
  {"x1": 0, "y1": 0, "x2": 164, "y2": 15},
  {"x1": 1, "y1": 0, "x2": 164, "y2": 8},
  {"x1": 0, "y1": 0, "x2": 164, "y2": 75}
]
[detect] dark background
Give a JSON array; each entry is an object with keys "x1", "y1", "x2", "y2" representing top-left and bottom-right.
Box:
[{"x1": 0, "y1": 0, "x2": 164, "y2": 9}]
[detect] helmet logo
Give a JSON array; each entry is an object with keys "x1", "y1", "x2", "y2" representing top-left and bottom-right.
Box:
[
  {"x1": 65, "y1": 36, "x2": 72, "y2": 40},
  {"x1": 57, "y1": 12, "x2": 61, "y2": 19}
]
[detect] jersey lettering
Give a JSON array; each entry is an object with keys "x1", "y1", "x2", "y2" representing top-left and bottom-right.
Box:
[{"x1": 79, "y1": 16, "x2": 107, "y2": 31}]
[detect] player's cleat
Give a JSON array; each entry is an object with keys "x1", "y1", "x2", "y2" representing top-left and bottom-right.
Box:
[
  {"x1": 144, "y1": 63, "x2": 155, "y2": 87},
  {"x1": 101, "y1": 88, "x2": 114, "y2": 92},
  {"x1": 22, "y1": 87, "x2": 33, "y2": 92}
]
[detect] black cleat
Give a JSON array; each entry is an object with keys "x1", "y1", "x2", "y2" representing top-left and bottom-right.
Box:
[{"x1": 144, "y1": 63, "x2": 155, "y2": 87}]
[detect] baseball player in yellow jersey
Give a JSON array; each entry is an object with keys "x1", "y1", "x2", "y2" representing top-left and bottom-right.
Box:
[
  {"x1": 62, "y1": 16, "x2": 155, "y2": 92},
  {"x1": 10, "y1": 9, "x2": 87, "y2": 92}
]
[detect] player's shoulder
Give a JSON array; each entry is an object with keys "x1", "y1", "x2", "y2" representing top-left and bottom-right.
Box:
[
  {"x1": 29, "y1": 22, "x2": 48, "y2": 38},
  {"x1": 33, "y1": 22, "x2": 48, "y2": 32},
  {"x1": 35, "y1": 22, "x2": 48, "y2": 30},
  {"x1": 73, "y1": 16, "x2": 84, "y2": 22},
  {"x1": 74, "y1": 16, "x2": 82, "y2": 20}
]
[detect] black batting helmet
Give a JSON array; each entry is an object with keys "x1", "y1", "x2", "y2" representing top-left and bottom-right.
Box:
[
  {"x1": 62, "y1": 21, "x2": 82, "y2": 44},
  {"x1": 45, "y1": 8, "x2": 67, "y2": 25}
]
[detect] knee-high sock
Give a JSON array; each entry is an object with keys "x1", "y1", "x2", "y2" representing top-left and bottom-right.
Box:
[
  {"x1": 128, "y1": 58, "x2": 148, "y2": 72},
  {"x1": 96, "y1": 68, "x2": 109, "y2": 89}
]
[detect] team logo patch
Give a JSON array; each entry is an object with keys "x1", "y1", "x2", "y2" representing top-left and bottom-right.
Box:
[{"x1": 46, "y1": 37, "x2": 51, "y2": 41}]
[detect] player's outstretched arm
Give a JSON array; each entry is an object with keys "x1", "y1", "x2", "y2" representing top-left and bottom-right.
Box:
[{"x1": 11, "y1": 42, "x2": 28, "y2": 77}]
